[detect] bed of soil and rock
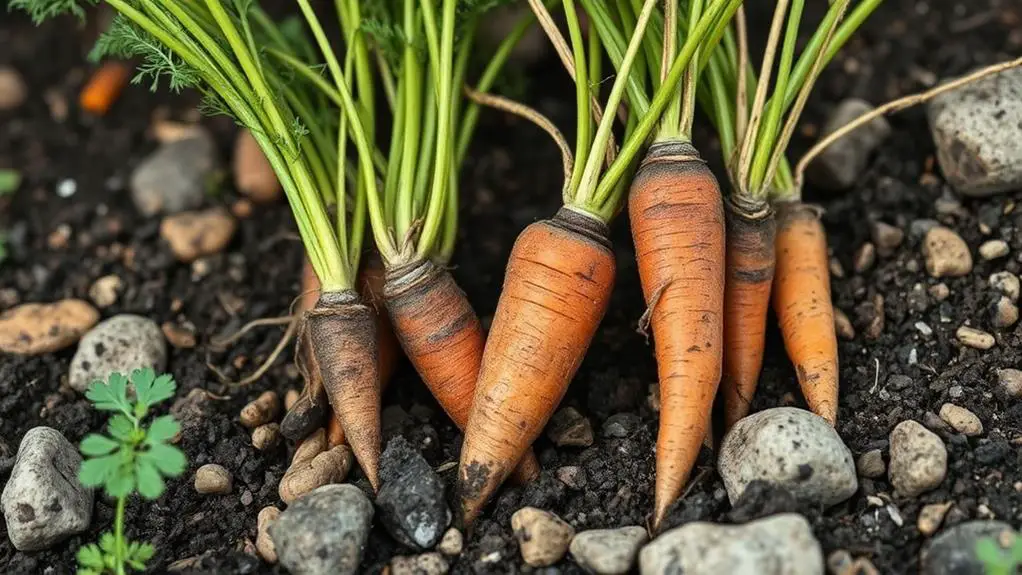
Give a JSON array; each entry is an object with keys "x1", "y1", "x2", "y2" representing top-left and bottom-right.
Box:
[{"x1": 2, "y1": 0, "x2": 1022, "y2": 573}]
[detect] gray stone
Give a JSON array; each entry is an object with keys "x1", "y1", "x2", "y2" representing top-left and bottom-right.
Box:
[
  {"x1": 856, "y1": 449, "x2": 886, "y2": 479},
  {"x1": 1, "y1": 427, "x2": 93, "y2": 551},
  {"x1": 69, "y1": 314, "x2": 167, "y2": 392},
  {"x1": 928, "y1": 67, "x2": 1022, "y2": 197},
  {"x1": 719, "y1": 407, "x2": 857, "y2": 507},
  {"x1": 130, "y1": 133, "x2": 218, "y2": 216},
  {"x1": 989, "y1": 272, "x2": 1020, "y2": 302},
  {"x1": 995, "y1": 368, "x2": 1022, "y2": 399},
  {"x1": 270, "y1": 484, "x2": 373, "y2": 575},
  {"x1": 921, "y1": 521, "x2": 1017, "y2": 575},
  {"x1": 545, "y1": 407, "x2": 593, "y2": 447},
  {"x1": 889, "y1": 420, "x2": 947, "y2": 497},
  {"x1": 570, "y1": 526, "x2": 648, "y2": 574},
  {"x1": 808, "y1": 99, "x2": 891, "y2": 191},
  {"x1": 639, "y1": 513, "x2": 823, "y2": 575},
  {"x1": 602, "y1": 413, "x2": 641, "y2": 438},
  {"x1": 376, "y1": 436, "x2": 450, "y2": 549},
  {"x1": 390, "y1": 552, "x2": 450, "y2": 575}
]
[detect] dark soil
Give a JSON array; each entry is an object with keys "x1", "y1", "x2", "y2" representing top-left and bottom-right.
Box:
[{"x1": 2, "y1": 1, "x2": 1021, "y2": 574}]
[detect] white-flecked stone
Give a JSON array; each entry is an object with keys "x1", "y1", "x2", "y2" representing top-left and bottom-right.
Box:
[{"x1": 68, "y1": 314, "x2": 167, "y2": 392}]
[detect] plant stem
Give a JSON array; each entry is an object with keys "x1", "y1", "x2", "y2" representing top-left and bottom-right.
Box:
[
  {"x1": 114, "y1": 494, "x2": 126, "y2": 575},
  {"x1": 564, "y1": 0, "x2": 591, "y2": 196}
]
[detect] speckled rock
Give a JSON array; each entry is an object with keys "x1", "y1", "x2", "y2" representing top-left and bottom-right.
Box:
[
  {"x1": 570, "y1": 526, "x2": 648, "y2": 574},
  {"x1": 270, "y1": 484, "x2": 373, "y2": 575},
  {"x1": 68, "y1": 314, "x2": 167, "y2": 392}
]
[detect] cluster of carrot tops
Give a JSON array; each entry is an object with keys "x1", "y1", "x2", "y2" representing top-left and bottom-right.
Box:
[{"x1": 14, "y1": 0, "x2": 881, "y2": 531}]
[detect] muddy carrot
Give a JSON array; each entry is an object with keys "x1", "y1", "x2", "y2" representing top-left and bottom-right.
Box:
[{"x1": 80, "y1": 61, "x2": 130, "y2": 116}]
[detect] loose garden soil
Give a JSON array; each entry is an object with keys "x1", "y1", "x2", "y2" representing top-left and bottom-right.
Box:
[{"x1": 1, "y1": 0, "x2": 1021, "y2": 573}]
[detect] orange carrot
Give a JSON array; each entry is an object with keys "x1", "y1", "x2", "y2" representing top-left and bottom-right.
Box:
[
  {"x1": 79, "y1": 61, "x2": 131, "y2": 116},
  {"x1": 772, "y1": 201, "x2": 838, "y2": 425},
  {"x1": 721, "y1": 197, "x2": 776, "y2": 430},
  {"x1": 629, "y1": 142, "x2": 725, "y2": 532},
  {"x1": 458, "y1": 208, "x2": 615, "y2": 526},
  {"x1": 384, "y1": 259, "x2": 540, "y2": 486}
]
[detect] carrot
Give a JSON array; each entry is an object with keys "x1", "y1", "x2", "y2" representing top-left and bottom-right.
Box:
[
  {"x1": 772, "y1": 201, "x2": 837, "y2": 424},
  {"x1": 79, "y1": 61, "x2": 130, "y2": 116},
  {"x1": 629, "y1": 142, "x2": 725, "y2": 531},
  {"x1": 459, "y1": 208, "x2": 615, "y2": 526}
]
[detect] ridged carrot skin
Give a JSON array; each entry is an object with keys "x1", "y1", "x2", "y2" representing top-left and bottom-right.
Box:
[
  {"x1": 79, "y1": 61, "x2": 130, "y2": 116},
  {"x1": 458, "y1": 207, "x2": 615, "y2": 527},
  {"x1": 384, "y1": 259, "x2": 540, "y2": 485},
  {"x1": 722, "y1": 197, "x2": 776, "y2": 430},
  {"x1": 773, "y1": 201, "x2": 838, "y2": 425},
  {"x1": 629, "y1": 141, "x2": 725, "y2": 532}
]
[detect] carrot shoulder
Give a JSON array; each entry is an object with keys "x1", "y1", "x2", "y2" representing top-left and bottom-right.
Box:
[
  {"x1": 773, "y1": 201, "x2": 838, "y2": 425},
  {"x1": 629, "y1": 141, "x2": 725, "y2": 531},
  {"x1": 458, "y1": 207, "x2": 615, "y2": 527}
]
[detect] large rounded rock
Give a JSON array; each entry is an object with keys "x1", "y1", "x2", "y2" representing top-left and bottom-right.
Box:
[
  {"x1": 1, "y1": 427, "x2": 94, "y2": 551},
  {"x1": 719, "y1": 407, "x2": 858, "y2": 507},
  {"x1": 639, "y1": 513, "x2": 823, "y2": 575},
  {"x1": 270, "y1": 484, "x2": 373, "y2": 575},
  {"x1": 68, "y1": 314, "x2": 167, "y2": 393}
]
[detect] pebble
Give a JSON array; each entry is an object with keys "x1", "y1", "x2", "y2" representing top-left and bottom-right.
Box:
[
  {"x1": 853, "y1": 242, "x2": 876, "y2": 273},
  {"x1": 131, "y1": 133, "x2": 218, "y2": 216},
  {"x1": 437, "y1": 528, "x2": 463, "y2": 556},
  {"x1": 602, "y1": 413, "x2": 641, "y2": 438},
  {"x1": 856, "y1": 449, "x2": 886, "y2": 479},
  {"x1": 938, "y1": 403, "x2": 983, "y2": 436},
  {"x1": 989, "y1": 272, "x2": 1020, "y2": 302},
  {"x1": 995, "y1": 368, "x2": 1022, "y2": 399},
  {"x1": 569, "y1": 526, "x2": 648, "y2": 574},
  {"x1": 545, "y1": 407, "x2": 594, "y2": 447},
  {"x1": 956, "y1": 326, "x2": 995, "y2": 350},
  {"x1": 979, "y1": 239, "x2": 1010, "y2": 260},
  {"x1": 991, "y1": 296, "x2": 1019, "y2": 328},
  {"x1": 88, "y1": 275, "x2": 123, "y2": 308},
  {"x1": 889, "y1": 420, "x2": 947, "y2": 497},
  {"x1": 390, "y1": 553, "x2": 449, "y2": 575},
  {"x1": 68, "y1": 314, "x2": 167, "y2": 393},
  {"x1": 511, "y1": 507, "x2": 575, "y2": 567},
  {"x1": 921, "y1": 521, "x2": 1017, "y2": 575},
  {"x1": 160, "y1": 206, "x2": 237, "y2": 262},
  {"x1": 807, "y1": 99, "x2": 891, "y2": 191},
  {"x1": 639, "y1": 513, "x2": 823, "y2": 575},
  {"x1": 922, "y1": 227, "x2": 972, "y2": 278},
  {"x1": 0, "y1": 67, "x2": 27, "y2": 110},
  {"x1": 556, "y1": 465, "x2": 586, "y2": 490},
  {"x1": 256, "y1": 506, "x2": 281, "y2": 563},
  {"x1": 929, "y1": 283, "x2": 951, "y2": 301},
  {"x1": 0, "y1": 299, "x2": 99, "y2": 355},
  {"x1": 916, "y1": 322, "x2": 934, "y2": 336},
  {"x1": 927, "y1": 67, "x2": 1022, "y2": 197},
  {"x1": 279, "y1": 429, "x2": 352, "y2": 504},
  {"x1": 376, "y1": 436, "x2": 450, "y2": 549},
  {"x1": 194, "y1": 463, "x2": 232, "y2": 494},
  {"x1": 871, "y1": 222, "x2": 904, "y2": 256},
  {"x1": 252, "y1": 423, "x2": 281, "y2": 450},
  {"x1": 233, "y1": 129, "x2": 282, "y2": 203},
  {"x1": 270, "y1": 484, "x2": 374, "y2": 575},
  {"x1": 1, "y1": 427, "x2": 93, "y2": 551},
  {"x1": 240, "y1": 391, "x2": 281, "y2": 429},
  {"x1": 719, "y1": 407, "x2": 858, "y2": 507},
  {"x1": 834, "y1": 308, "x2": 856, "y2": 340},
  {"x1": 162, "y1": 322, "x2": 197, "y2": 349},
  {"x1": 917, "y1": 502, "x2": 953, "y2": 536}
]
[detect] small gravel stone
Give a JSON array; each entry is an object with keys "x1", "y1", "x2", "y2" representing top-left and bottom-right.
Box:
[
  {"x1": 639, "y1": 513, "x2": 823, "y2": 575},
  {"x1": 160, "y1": 206, "x2": 237, "y2": 262},
  {"x1": 856, "y1": 449, "x2": 886, "y2": 479},
  {"x1": 979, "y1": 239, "x2": 1010, "y2": 260},
  {"x1": 131, "y1": 134, "x2": 218, "y2": 216},
  {"x1": 872, "y1": 222, "x2": 904, "y2": 255},
  {"x1": 834, "y1": 308, "x2": 856, "y2": 340},
  {"x1": 233, "y1": 129, "x2": 282, "y2": 203},
  {"x1": 194, "y1": 464, "x2": 232, "y2": 494},
  {"x1": 556, "y1": 465, "x2": 586, "y2": 490},
  {"x1": 270, "y1": 484, "x2": 374, "y2": 575},
  {"x1": 889, "y1": 420, "x2": 947, "y2": 497},
  {"x1": 807, "y1": 99, "x2": 892, "y2": 191},
  {"x1": 256, "y1": 506, "x2": 281, "y2": 563},
  {"x1": 68, "y1": 314, "x2": 167, "y2": 393},
  {"x1": 989, "y1": 272, "x2": 1020, "y2": 302},
  {"x1": 511, "y1": 507, "x2": 575, "y2": 567},
  {"x1": 240, "y1": 391, "x2": 281, "y2": 429},
  {"x1": 0, "y1": 67, "x2": 27, "y2": 110},
  {"x1": 545, "y1": 407, "x2": 594, "y2": 447},
  {"x1": 376, "y1": 436, "x2": 450, "y2": 549},
  {"x1": 1, "y1": 427, "x2": 93, "y2": 551},
  {"x1": 938, "y1": 403, "x2": 983, "y2": 436},
  {"x1": 569, "y1": 526, "x2": 648, "y2": 574},
  {"x1": 927, "y1": 66, "x2": 1022, "y2": 197},
  {"x1": 278, "y1": 430, "x2": 352, "y2": 504},
  {"x1": 602, "y1": 413, "x2": 640, "y2": 438},
  {"x1": 991, "y1": 296, "x2": 1019, "y2": 328},
  {"x1": 853, "y1": 242, "x2": 876, "y2": 273},
  {"x1": 0, "y1": 299, "x2": 99, "y2": 355},
  {"x1": 826, "y1": 550, "x2": 853, "y2": 575},
  {"x1": 391, "y1": 553, "x2": 449, "y2": 575},
  {"x1": 995, "y1": 368, "x2": 1022, "y2": 399},
  {"x1": 917, "y1": 502, "x2": 953, "y2": 536},
  {"x1": 956, "y1": 326, "x2": 995, "y2": 350},
  {"x1": 888, "y1": 374, "x2": 914, "y2": 390},
  {"x1": 921, "y1": 521, "x2": 1017, "y2": 575},
  {"x1": 922, "y1": 227, "x2": 972, "y2": 278},
  {"x1": 437, "y1": 528, "x2": 463, "y2": 556},
  {"x1": 252, "y1": 423, "x2": 281, "y2": 451},
  {"x1": 161, "y1": 322, "x2": 196, "y2": 349},
  {"x1": 88, "y1": 275, "x2": 123, "y2": 308},
  {"x1": 929, "y1": 283, "x2": 951, "y2": 301},
  {"x1": 719, "y1": 407, "x2": 857, "y2": 507}
]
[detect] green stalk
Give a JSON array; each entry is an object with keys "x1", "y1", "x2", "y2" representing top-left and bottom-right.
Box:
[
  {"x1": 678, "y1": 0, "x2": 704, "y2": 137},
  {"x1": 384, "y1": 77, "x2": 407, "y2": 222},
  {"x1": 413, "y1": 75, "x2": 438, "y2": 213},
  {"x1": 396, "y1": 0, "x2": 424, "y2": 240},
  {"x1": 563, "y1": 0, "x2": 591, "y2": 195},
  {"x1": 579, "y1": 0, "x2": 650, "y2": 116},
  {"x1": 114, "y1": 495, "x2": 126, "y2": 575},
  {"x1": 659, "y1": 0, "x2": 681, "y2": 135}
]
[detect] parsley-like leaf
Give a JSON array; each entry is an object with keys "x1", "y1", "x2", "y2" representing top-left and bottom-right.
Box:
[
  {"x1": 86, "y1": 373, "x2": 132, "y2": 416},
  {"x1": 146, "y1": 415, "x2": 180, "y2": 444},
  {"x1": 140, "y1": 443, "x2": 187, "y2": 477},
  {"x1": 132, "y1": 369, "x2": 176, "y2": 412},
  {"x1": 79, "y1": 434, "x2": 118, "y2": 457},
  {"x1": 76, "y1": 543, "x2": 105, "y2": 569},
  {"x1": 79, "y1": 454, "x2": 119, "y2": 488}
]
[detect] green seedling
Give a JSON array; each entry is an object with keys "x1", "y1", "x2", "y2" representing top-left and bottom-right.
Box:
[
  {"x1": 0, "y1": 169, "x2": 20, "y2": 195},
  {"x1": 977, "y1": 534, "x2": 1022, "y2": 575},
  {"x1": 76, "y1": 368, "x2": 187, "y2": 575}
]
